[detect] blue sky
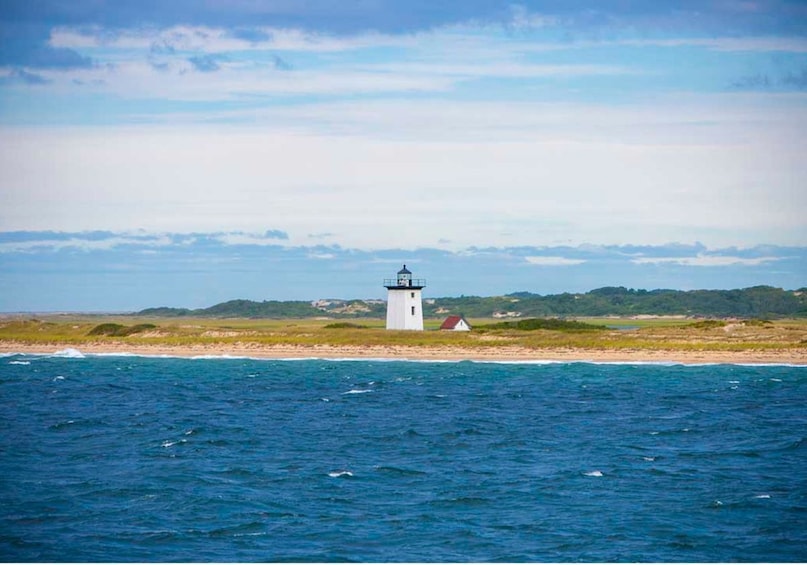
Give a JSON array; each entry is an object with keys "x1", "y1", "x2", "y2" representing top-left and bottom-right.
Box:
[{"x1": 0, "y1": 1, "x2": 805, "y2": 310}]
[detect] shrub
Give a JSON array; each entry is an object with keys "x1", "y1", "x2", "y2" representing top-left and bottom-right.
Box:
[
  {"x1": 88, "y1": 323, "x2": 127, "y2": 336},
  {"x1": 88, "y1": 323, "x2": 157, "y2": 336},
  {"x1": 688, "y1": 320, "x2": 727, "y2": 329},
  {"x1": 743, "y1": 319, "x2": 773, "y2": 327},
  {"x1": 477, "y1": 318, "x2": 606, "y2": 332},
  {"x1": 120, "y1": 323, "x2": 157, "y2": 335}
]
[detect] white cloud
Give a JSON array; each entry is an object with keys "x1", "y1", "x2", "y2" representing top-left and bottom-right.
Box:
[
  {"x1": 5, "y1": 18, "x2": 806, "y2": 254},
  {"x1": 23, "y1": 61, "x2": 455, "y2": 101},
  {"x1": 37, "y1": 20, "x2": 807, "y2": 108},
  {"x1": 210, "y1": 233, "x2": 287, "y2": 246},
  {"x1": 0, "y1": 233, "x2": 174, "y2": 253},
  {"x1": 630, "y1": 254, "x2": 785, "y2": 267},
  {"x1": 513, "y1": 36, "x2": 807, "y2": 54},
  {"x1": 49, "y1": 25, "x2": 421, "y2": 54},
  {"x1": 357, "y1": 61, "x2": 633, "y2": 79},
  {"x1": 622, "y1": 37, "x2": 807, "y2": 53},
  {"x1": 525, "y1": 256, "x2": 587, "y2": 266},
  {"x1": 1, "y1": 93, "x2": 804, "y2": 251}
]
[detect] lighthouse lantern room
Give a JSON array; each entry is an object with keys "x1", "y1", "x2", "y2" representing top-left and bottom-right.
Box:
[{"x1": 384, "y1": 264, "x2": 426, "y2": 331}]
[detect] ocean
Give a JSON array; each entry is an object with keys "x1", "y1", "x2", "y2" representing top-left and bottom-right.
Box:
[{"x1": 1, "y1": 350, "x2": 805, "y2": 562}]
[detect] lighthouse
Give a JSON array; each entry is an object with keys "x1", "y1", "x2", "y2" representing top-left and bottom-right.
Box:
[{"x1": 384, "y1": 265, "x2": 426, "y2": 330}]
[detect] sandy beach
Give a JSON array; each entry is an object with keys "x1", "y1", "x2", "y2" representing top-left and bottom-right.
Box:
[{"x1": 3, "y1": 341, "x2": 806, "y2": 365}]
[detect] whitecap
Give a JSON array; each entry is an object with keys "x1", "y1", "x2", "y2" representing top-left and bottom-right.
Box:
[
  {"x1": 642, "y1": 456, "x2": 656, "y2": 462},
  {"x1": 328, "y1": 470, "x2": 353, "y2": 478},
  {"x1": 53, "y1": 376, "x2": 65, "y2": 381},
  {"x1": 24, "y1": 350, "x2": 806, "y2": 368},
  {"x1": 8, "y1": 360, "x2": 30, "y2": 365},
  {"x1": 161, "y1": 439, "x2": 187, "y2": 448},
  {"x1": 190, "y1": 354, "x2": 250, "y2": 360},
  {"x1": 342, "y1": 389, "x2": 372, "y2": 395},
  {"x1": 584, "y1": 470, "x2": 604, "y2": 477},
  {"x1": 53, "y1": 348, "x2": 84, "y2": 358},
  {"x1": 753, "y1": 494, "x2": 771, "y2": 499}
]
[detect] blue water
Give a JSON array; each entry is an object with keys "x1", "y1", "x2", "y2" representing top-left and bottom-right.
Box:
[{"x1": 1, "y1": 352, "x2": 806, "y2": 562}]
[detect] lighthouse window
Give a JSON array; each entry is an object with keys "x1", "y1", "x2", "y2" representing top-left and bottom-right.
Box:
[
  {"x1": 411, "y1": 292, "x2": 415, "y2": 298},
  {"x1": 411, "y1": 306, "x2": 415, "y2": 315}
]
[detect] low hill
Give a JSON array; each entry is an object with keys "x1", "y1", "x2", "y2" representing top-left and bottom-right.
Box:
[{"x1": 135, "y1": 286, "x2": 807, "y2": 319}]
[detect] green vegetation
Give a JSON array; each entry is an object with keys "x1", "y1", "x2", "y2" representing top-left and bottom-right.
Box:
[
  {"x1": 2, "y1": 315, "x2": 805, "y2": 355},
  {"x1": 134, "y1": 286, "x2": 807, "y2": 319},
  {"x1": 88, "y1": 323, "x2": 157, "y2": 336},
  {"x1": 477, "y1": 318, "x2": 606, "y2": 332},
  {"x1": 433, "y1": 286, "x2": 807, "y2": 319},
  {"x1": 688, "y1": 320, "x2": 727, "y2": 329},
  {"x1": 744, "y1": 319, "x2": 773, "y2": 327},
  {"x1": 139, "y1": 299, "x2": 334, "y2": 318}
]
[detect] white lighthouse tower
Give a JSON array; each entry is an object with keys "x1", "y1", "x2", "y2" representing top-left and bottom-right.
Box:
[{"x1": 384, "y1": 264, "x2": 426, "y2": 330}]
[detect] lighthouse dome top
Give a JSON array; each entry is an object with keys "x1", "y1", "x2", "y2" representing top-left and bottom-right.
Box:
[{"x1": 384, "y1": 264, "x2": 426, "y2": 289}]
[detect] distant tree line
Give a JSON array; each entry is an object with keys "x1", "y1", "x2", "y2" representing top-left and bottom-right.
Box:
[{"x1": 136, "y1": 286, "x2": 807, "y2": 319}]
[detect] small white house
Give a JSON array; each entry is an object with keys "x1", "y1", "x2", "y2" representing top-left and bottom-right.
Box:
[{"x1": 439, "y1": 315, "x2": 471, "y2": 331}]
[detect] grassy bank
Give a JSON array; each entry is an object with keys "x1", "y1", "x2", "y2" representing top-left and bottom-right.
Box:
[{"x1": 2, "y1": 315, "x2": 806, "y2": 353}]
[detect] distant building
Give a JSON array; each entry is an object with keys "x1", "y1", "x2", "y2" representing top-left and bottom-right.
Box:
[
  {"x1": 439, "y1": 315, "x2": 471, "y2": 331},
  {"x1": 384, "y1": 265, "x2": 426, "y2": 331}
]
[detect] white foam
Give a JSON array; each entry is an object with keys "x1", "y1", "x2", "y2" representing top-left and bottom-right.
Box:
[
  {"x1": 53, "y1": 376, "x2": 65, "y2": 381},
  {"x1": 53, "y1": 348, "x2": 85, "y2": 358},
  {"x1": 584, "y1": 470, "x2": 604, "y2": 477},
  {"x1": 342, "y1": 389, "x2": 372, "y2": 394},
  {"x1": 161, "y1": 439, "x2": 187, "y2": 448},
  {"x1": 642, "y1": 456, "x2": 656, "y2": 462},
  {"x1": 13, "y1": 350, "x2": 805, "y2": 368},
  {"x1": 753, "y1": 494, "x2": 771, "y2": 499},
  {"x1": 328, "y1": 470, "x2": 353, "y2": 478},
  {"x1": 8, "y1": 360, "x2": 30, "y2": 365},
  {"x1": 190, "y1": 354, "x2": 252, "y2": 360}
]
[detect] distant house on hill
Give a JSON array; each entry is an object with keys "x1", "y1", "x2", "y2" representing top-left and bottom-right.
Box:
[{"x1": 440, "y1": 315, "x2": 471, "y2": 331}]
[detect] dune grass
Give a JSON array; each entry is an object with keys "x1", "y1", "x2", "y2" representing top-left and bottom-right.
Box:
[{"x1": 2, "y1": 314, "x2": 806, "y2": 353}]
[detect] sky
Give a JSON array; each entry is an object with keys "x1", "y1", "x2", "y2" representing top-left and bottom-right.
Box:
[{"x1": 0, "y1": 0, "x2": 806, "y2": 311}]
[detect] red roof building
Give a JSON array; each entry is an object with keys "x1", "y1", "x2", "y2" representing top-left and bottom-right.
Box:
[{"x1": 439, "y1": 315, "x2": 471, "y2": 331}]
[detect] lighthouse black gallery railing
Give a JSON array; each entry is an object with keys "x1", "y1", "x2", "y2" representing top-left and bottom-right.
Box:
[{"x1": 383, "y1": 279, "x2": 427, "y2": 288}]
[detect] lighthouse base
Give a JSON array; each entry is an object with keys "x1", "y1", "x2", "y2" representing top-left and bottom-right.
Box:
[{"x1": 385, "y1": 288, "x2": 424, "y2": 330}]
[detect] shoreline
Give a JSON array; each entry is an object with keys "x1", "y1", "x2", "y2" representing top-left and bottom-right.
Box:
[{"x1": 3, "y1": 342, "x2": 806, "y2": 366}]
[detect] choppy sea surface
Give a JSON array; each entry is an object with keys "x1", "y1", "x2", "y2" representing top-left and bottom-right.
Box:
[{"x1": 1, "y1": 350, "x2": 805, "y2": 562}]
